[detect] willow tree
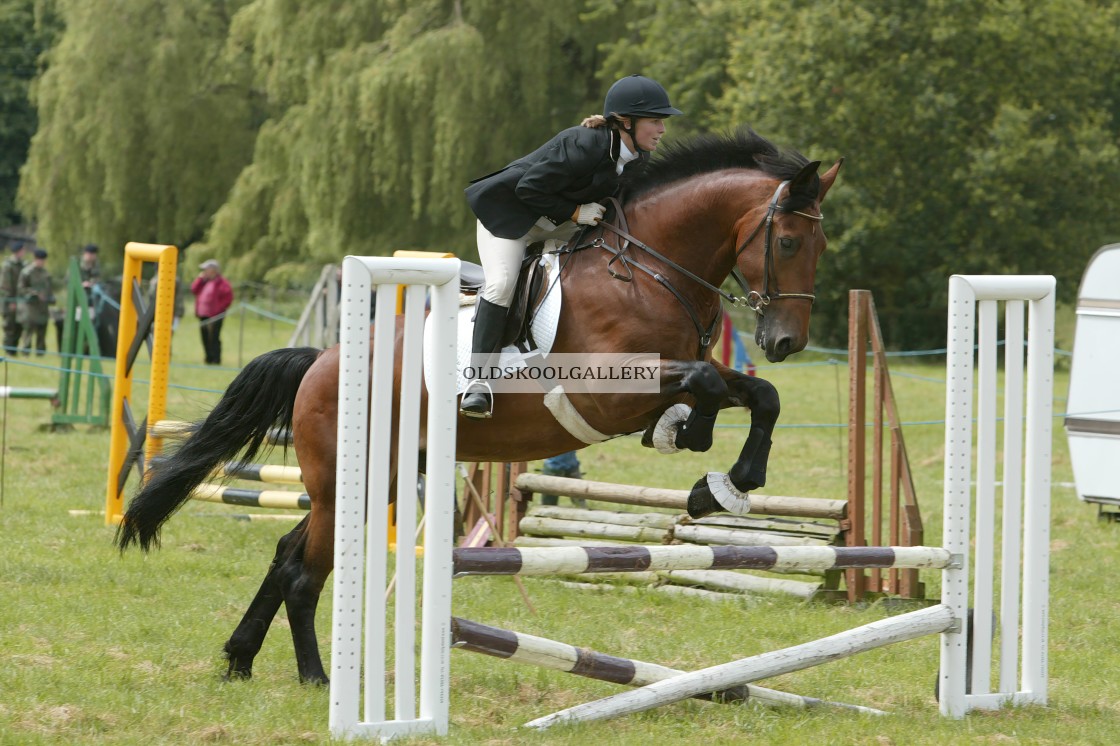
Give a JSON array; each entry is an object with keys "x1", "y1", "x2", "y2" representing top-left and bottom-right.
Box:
[
  {"x1": 18, "y1": 0, "x2": 256, "y2": 266},
  {"x1": 205, "y1": 0, "x2": 623, "y2": 283}
]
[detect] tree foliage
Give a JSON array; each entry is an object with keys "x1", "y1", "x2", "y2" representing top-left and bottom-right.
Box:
[
  {"x1": 18, "y1": 0, "x2": 257, "y2": 266},
  {"x1": 0, "y1": 0, "x2": 58, "y2": 226},
  {"x1": 586, "y1": 0, "x2": 734, "y2": 137},
  {"x1": 14, "y1": 0, "x2": 1120, "y2": 347},
  {"x1": 205, "y1": 0, "x2": 625, "y2": 282},
  {"x1": 597, "y1": 0, "x2": 1120, "y2": 346},
  {"x1": 714, "y1": 0, "x2": 1120, "y2": 346}
]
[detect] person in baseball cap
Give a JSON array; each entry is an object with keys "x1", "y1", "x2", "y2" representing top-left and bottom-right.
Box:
[{"x1": 192, "y1": 259, "x2": 233, "y2": 365}]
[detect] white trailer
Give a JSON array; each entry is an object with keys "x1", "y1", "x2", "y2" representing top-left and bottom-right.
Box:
[{"x1": 1066, "y1": 244, "x2": 1120, "y2": 518}]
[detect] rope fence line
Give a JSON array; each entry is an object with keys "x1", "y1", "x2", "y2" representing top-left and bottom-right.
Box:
[{"x1": 2, "y1": 340, "x2": 1098, "y2": 429}]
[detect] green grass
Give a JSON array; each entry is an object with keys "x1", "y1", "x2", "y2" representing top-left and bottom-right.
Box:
[{"x1": 1, "y1": 306, "x2": 1116, "y2": 745}]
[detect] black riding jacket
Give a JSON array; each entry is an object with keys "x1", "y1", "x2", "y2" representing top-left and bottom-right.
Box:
[{"x1": 466, "y1": 126, "x2": 642, "y2": 239}]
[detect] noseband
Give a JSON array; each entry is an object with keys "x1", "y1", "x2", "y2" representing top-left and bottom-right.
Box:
[{"x1": 732, "y1": 180, "x2": 824, "y2": 316}]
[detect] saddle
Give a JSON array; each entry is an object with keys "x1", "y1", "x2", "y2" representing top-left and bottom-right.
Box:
[{"x1": 459, "y1": 244, "x2": 553, "y2": 351}]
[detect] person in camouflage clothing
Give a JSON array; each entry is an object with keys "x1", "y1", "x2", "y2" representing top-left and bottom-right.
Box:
[
  {"x1": 2, "y1": 242, "x2": 28, "y2": 354},
  {"x1": 18, "y1": 248, "x2": 53, "y2": 356},
  {"x1": 79, "y1": 244, "x2": 100, "y2": 292}
]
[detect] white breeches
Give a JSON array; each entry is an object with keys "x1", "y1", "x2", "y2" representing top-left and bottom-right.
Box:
[{"x1": 476, "y1": 219, "x2": 579, "y2": 306}]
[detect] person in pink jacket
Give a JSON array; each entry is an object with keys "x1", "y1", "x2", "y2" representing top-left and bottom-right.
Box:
[{"x1": 191, "y1": 259, "x2": 234, "y2": 365}]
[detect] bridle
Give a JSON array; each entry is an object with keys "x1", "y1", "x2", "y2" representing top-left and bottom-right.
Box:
[{"x1": 731, "y1": 179, "x2": 824, "y2": 316}]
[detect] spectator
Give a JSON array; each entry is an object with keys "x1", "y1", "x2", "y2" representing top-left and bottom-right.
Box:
[
  {"x1": 540, "y1": 451, "x2": 587, "y2": 508},
  {"x1": 191, "y1": 259, "x2": 233, "y2": 365},
  {"x1": 79, "y1": 244, "x2": 100, "y2": 293},
  {"x1": 18, "y1": 248, "x2": 53, "y2": 356},
  {"x1": 1, "y1": 242, "x2": 27, "y2": 354}
]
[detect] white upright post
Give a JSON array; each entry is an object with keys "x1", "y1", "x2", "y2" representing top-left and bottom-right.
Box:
[
  {"x1": 939, "y1": 275, "x2": 1054, "y2": 717},
  {"x1": 1021, "y1": 279, "x2": 1054, "y2": 704},
  {"x1": 330, "y1": 256, "x2": 460, "y2": 741},
  {"x1": 998, "y1": 301, "x2": 1024, "y2": 694},
  {"x1": 939, "y1": 275, "x2": 976, "y2": 718}
]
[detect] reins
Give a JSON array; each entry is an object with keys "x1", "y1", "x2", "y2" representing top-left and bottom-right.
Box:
[
  {"x1": 557, "y1": 180, "x2": 824, "y2": 355},
  {"x1": 582, "y1": 221, "x2": 723, "y2": 354}
]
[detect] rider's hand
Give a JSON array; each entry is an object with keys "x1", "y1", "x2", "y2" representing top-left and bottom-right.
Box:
[{"x1": 572, "y1": 202, "x2": 606, "y2": 225}]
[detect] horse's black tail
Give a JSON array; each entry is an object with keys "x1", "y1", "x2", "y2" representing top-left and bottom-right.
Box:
[{"x1": 116, "y1": 346, "x2": 322, "y2": 552}]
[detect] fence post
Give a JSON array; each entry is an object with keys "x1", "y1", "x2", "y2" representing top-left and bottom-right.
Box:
[{"x1": 329, "y1": 255, "x2": 460, "y2": 740}]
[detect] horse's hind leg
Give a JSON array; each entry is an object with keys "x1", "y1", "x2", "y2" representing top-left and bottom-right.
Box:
[
  {"x1": 223, "y1": 515, "x2": 309, "y2": 680},
  {"x1": 277, "y1": 497, "x2": 335, "y2": 685}
]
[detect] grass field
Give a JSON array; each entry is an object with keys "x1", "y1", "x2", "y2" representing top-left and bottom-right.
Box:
[{"x1": 1, "y1": 302, "x2": 1117, "y2": 745}]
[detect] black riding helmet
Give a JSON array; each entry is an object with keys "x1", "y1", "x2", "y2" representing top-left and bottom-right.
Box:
[
  {"x1": 603, "y1": 75, "x2": 683, "y2": 119},
  {"x1": 603, "y1": 75, "x2": 682, "y2": 155}
]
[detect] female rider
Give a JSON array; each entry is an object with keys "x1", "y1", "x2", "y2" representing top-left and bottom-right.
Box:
[{"x1": 460, "y1": 74, "x2": 682, "y2": 418}]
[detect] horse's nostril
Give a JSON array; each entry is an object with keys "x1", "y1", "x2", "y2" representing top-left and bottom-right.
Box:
[{"x1": 774, "y1": 337, "x2": 792, "y2": 356}]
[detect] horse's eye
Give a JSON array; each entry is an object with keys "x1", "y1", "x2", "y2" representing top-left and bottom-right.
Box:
[{"x1": 778, "y1": 236, "x2": 797, "y2": 255}]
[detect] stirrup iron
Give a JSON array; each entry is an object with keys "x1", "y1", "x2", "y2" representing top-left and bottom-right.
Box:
[{"x1": 459, "y1": 380, "x2": 495, "y2": 419}]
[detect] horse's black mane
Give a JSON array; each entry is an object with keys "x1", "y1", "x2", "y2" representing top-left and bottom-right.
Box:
[{"x1": 622, "y1": 127, "x2": 817, "y2": 209}]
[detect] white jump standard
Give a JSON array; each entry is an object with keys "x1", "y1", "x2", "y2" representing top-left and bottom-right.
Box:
[
  {"x1": 330, "y1": 273, "x2": 1055, "y2": 737},
  {"x1": 521, "y1": 274, "x2": 1055, "y2": 728},
  {"x1": 329, "y1": 256, "x2": 461, "y2": 741}
]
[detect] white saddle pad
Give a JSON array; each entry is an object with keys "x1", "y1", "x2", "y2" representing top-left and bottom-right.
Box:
[{"x1": 424, "y1": 252, "x2": 562, "y2": 394}]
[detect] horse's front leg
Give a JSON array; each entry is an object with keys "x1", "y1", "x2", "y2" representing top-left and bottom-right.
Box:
[
  {"x1": 654, "y1": 359, "x2": 730, "y2": 453},
  {"x1": 717, "y1": 360, "x2": 780, "y2": 491},
  {"x1": 684, "y1": 361, "x2": 781, "y2": 519}
]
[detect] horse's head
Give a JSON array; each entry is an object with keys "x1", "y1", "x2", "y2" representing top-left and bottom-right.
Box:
[{"x1": 735, "y1": 159, "x2": 842, "y2": 362}]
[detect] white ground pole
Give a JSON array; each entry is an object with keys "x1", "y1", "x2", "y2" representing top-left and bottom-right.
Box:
[
  {"x1": 330, "y1": 256, "x2": 460, "y2": 741},
  {"x1": 939, "y1": 274, "x2": 1053, "y2": 717},
  {"x1": 522, "y1": 275, "x2": 1054, "y2": 729}
]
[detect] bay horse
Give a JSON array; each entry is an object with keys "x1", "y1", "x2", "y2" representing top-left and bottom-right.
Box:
[{"x1": 117, "y1": 128, "x2": 842, "y2": 685}]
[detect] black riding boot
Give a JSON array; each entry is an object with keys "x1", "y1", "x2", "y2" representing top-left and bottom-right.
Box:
[{"x1": 459, "y1": 298, "x2": 507, "y2": 419}]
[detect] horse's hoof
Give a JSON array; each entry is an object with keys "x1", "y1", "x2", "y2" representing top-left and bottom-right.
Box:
[
  {"x1": 223, "y1": 667, "x2": 252, "y2": 682},
  {"x1": 300, "y1": 673, "x2": 330, "y2": 687},
  {"x1": 686, "y1": 477, "x2": 718, "y2": 519}
]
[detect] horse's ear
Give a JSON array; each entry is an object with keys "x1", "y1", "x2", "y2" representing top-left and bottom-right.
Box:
[
  {"x1": 817, "y1": 158, "x2": 844, "y2": 202},
  {"x1": 787, "y1": 160, "x2": 821, "y2": 201},
  {"x1": 792, "y1": 160, "x2": 821, "y2": 184}
]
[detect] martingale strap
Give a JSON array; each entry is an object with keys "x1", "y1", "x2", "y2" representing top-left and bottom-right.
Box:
[{"x1": 584, "y1": 228, "x2": 722, "y2": 356}]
